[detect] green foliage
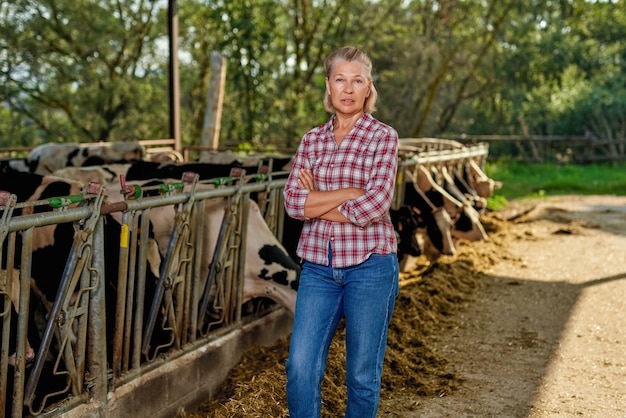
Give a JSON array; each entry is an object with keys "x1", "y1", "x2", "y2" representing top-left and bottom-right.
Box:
[
  {"x1": 485, "y1": 161, "x2": 626, "y2": 203},
  {"x1": 1, "y1": 1, "x2": 625, "y2": 148},
  {"x1": 486, "y1": 194, "x2": 509, "y2": 212},
  {"x1": 1, "y1": 0, "x2": 170, "y2": 144},
  {"x1": 454, "y1": 0, "x2": 626, "y2": 140}
]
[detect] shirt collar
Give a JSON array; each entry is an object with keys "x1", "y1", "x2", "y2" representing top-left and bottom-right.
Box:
[{"x1": 326, "y1": 113, "x2": 371, "y2": 133}]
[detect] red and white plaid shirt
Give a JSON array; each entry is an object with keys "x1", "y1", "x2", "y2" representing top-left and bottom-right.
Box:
[{"x1": 284, "y1": 113, "x2": 398, "y2": 268}]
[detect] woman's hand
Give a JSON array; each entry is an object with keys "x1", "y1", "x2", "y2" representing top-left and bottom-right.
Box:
[{"x1": 298, "y1": 169, "x2": 316, "y2": 191}]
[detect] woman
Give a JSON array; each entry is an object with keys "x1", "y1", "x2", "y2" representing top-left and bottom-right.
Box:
[{"x1": 283, "y1": 46, "x2": 399, "y2": 418}]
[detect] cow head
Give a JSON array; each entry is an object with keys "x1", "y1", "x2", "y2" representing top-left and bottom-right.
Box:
[
  {"x1": 390, "y1": 205, "x2": 422, "y2": 260},
  {"x1": 451, "y1": 202, "x2": 489, "y2": 242},
  {"x1": 399, "y1": 168, "x2": 456, "y2": 257}
]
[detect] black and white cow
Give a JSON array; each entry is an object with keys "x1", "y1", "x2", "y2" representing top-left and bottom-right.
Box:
[
  {"x1": 122, "y1": 157, "x2": 292, "y2": 183},
  {"x1": 18, "y1": 142, "x2": 145, "y2": 175},
  {"x1": 466, "y1": 158, "x2": 502, "y2": 199},
  {"x1": 197, "y1": 151, "x2": 293, "y2": 172},
  {"x1": 106, "y1": 178, "x2": 301, "y2": 316},
  {"x1": 392, "y1": 166, "x2": 457, "y2": 259},
  {"x1": 34, "y1": 156, "x2": 301, "y2": 305},
  {"x1": 0, "y1": 168, "x2": 169, "y2": 415},
  {"x1": 0, "y1": 171, "x2": 92, "y2": 412}
]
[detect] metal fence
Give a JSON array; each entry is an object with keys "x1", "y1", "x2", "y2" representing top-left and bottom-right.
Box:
[
  {"x1": 452, "y1": 134, "x2": 626, "y2": 163},
  {"x1": 1, "y1": 168, "x2": 288, "y2": 417}
]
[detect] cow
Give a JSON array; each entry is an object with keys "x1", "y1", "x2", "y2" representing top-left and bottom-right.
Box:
[
  {"x1": 1, "y1": 269, "x2": 36, "y2": 367},
  {"x1": 0, "y1": 171, "x2": 86, "y2": 301},
  {"x1": 122, "y1": 156, "x2": 292, "y2": 183},
  {"x1": 1, "y1": 171, "x2": 93, "y2": 387},
  {"x1": 123, "y1": 160, "x2": 241, "y2": 182},
  {"x1": 397, "y1": 167, "x2": 457, "y2": 257},
  {"x1": 25, "y1": 142, "x2": 145, "y2": 175},
  {"x1": 437, "y1": 165, "x2": 487, "y2": 213},
  {"x1": 390, "y1": 161, "x2": 491, "y2": 265},
  {"x1": 38, "y1": 158, "x2": 301, "y2": 311},
  {"x1": 389, "y1": 205, "x2": 423, "y2": 270},
  {"x1": 51, "y1": 165, "x2": 119, "y2": 186},
  {"x1": 431, "y1": 165, "x2": 489, "y2": 242},
  {"x1": 0, "y1": 169, "x2": 168, "y2": 415},
  {"x1": 417, "y1": 165, "x2": 488, "y2": 243},
  {"x1": 0, "y1": 170, "x2": 92, "y2": 412},
  {"x1": 106, "y1": 177, "x2": 301, "y2": 317},
  {"x1": 197, "y1": 151, "x2": 294, "y2": 172}
]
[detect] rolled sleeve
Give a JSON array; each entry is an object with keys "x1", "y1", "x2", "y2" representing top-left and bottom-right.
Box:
[
  {"x1": 284, "y1": 186, "x2": 310, "y2": 220},
  {"x1": 283, "y1": 138, "x2": 312, "y2": 221}
]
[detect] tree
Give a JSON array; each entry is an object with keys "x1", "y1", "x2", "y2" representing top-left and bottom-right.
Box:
[
  {"x1": 1, "y1": 0, "x2": 625, "y2": 150},
  {"x1": 454, "y1": 0, "x2": 626, "y2": 141},
  {"x1": 0, "y1": 0, "x2": 170, "y2": 145},
  {"x1": 367, "y1": 0, "x2": 517, "y2": 138},
  {"x1": 179, "y1": 0, "x2": 406, "y2": 148}
]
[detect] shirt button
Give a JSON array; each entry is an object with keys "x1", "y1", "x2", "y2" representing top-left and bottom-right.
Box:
[{"x1": 330, "y1": 237, "x2": 335, "y2": 241}]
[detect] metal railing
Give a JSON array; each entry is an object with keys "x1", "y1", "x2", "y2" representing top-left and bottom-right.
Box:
[{"x1": 1, "y1": 169, "x2": 289, "y2": 417}]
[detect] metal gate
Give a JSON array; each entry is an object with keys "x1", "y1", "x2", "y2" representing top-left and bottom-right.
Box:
[{"x1": 1, "y1": 168, "x2": 289, "y2": 417}]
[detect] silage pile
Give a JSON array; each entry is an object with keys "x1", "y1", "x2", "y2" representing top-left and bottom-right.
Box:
[{"x1": 182, "y1": 211, "x2": 514, "y2": 418}]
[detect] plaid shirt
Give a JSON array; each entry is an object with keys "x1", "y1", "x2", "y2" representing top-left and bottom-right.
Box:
[{"x1": 284, "y1": 113, "x2": 398, "y2": 268}]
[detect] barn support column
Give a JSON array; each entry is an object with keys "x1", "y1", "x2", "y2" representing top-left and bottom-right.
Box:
[{"x1": 168, "y1": 0, "x2": 181, "y2": 152}]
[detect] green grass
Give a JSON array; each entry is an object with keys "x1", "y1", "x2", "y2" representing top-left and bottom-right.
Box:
[{"x1": 483, "y1": 161, "x2": 626, "y2": 210}]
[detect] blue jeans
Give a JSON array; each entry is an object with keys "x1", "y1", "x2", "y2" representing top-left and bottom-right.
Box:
[{"x1": 286, "y1": 250, "x2": 399, "y2": 418}]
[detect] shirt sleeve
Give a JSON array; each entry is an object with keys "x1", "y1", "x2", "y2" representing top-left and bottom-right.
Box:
[
  {"x1": 283, "y1": 134, "x2": 312, "y2": 221},
  {"x1": 338, "y1": 127, "x2": 398, "y2": 227}
]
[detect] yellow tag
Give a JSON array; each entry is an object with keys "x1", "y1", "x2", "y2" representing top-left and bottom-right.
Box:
[{"x1": 120, "y1": 224, "x2": 129, "y2": 248}]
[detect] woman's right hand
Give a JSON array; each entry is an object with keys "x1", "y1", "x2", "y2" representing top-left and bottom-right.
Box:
[{"x1": 297, "y1": 169, "x2": 316, "y2": 191}]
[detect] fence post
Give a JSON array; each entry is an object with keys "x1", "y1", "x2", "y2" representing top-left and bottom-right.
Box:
[{"x1": 88, "y1": 216, "x2": 109, "y2": 406}]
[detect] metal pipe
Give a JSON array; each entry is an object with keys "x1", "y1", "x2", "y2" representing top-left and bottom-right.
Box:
[{"x1": 88, "y1": 216, "x2": 109, "y2": 405}]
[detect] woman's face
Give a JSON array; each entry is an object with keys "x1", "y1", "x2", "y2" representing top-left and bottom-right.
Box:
[{"x1": 326, "y1": 60, "x2": 371, "y2": 116}]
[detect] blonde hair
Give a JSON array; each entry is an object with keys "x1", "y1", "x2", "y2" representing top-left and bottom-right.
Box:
[{"x1": 323, "y1": 46, "x2": 378, "y2": 114}]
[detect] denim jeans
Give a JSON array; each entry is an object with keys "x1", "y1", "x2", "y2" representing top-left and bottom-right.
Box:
[{"x1": 286, "y1": 250, "x2": 399, "y2": 418}]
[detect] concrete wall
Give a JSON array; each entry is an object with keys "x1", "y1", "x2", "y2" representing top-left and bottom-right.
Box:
[{"x1": 64, "y1": 309, "x2": 293, "y2": 418}]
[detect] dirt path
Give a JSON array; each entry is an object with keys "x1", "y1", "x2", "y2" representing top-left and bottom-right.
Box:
[{"x1": 386, "y1": 195, "x2": 626, "y2": 417}]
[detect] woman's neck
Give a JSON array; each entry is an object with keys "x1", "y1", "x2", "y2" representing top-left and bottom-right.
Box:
[
  {"x1": 332, "y1": 112, "x2": 364, "y2": 144},
  {"x1": 333, "y1": 111, "x2": 364, "y2": 131}
]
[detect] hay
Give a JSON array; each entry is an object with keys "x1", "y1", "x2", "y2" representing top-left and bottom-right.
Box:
[{"x1": 181, "y1": 210, "x2": 512, "y2": 418}]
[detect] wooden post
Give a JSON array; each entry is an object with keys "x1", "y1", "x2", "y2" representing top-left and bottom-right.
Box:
[{"x1": 200, "y1": 51, "x2": 227, "y2": 161}]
